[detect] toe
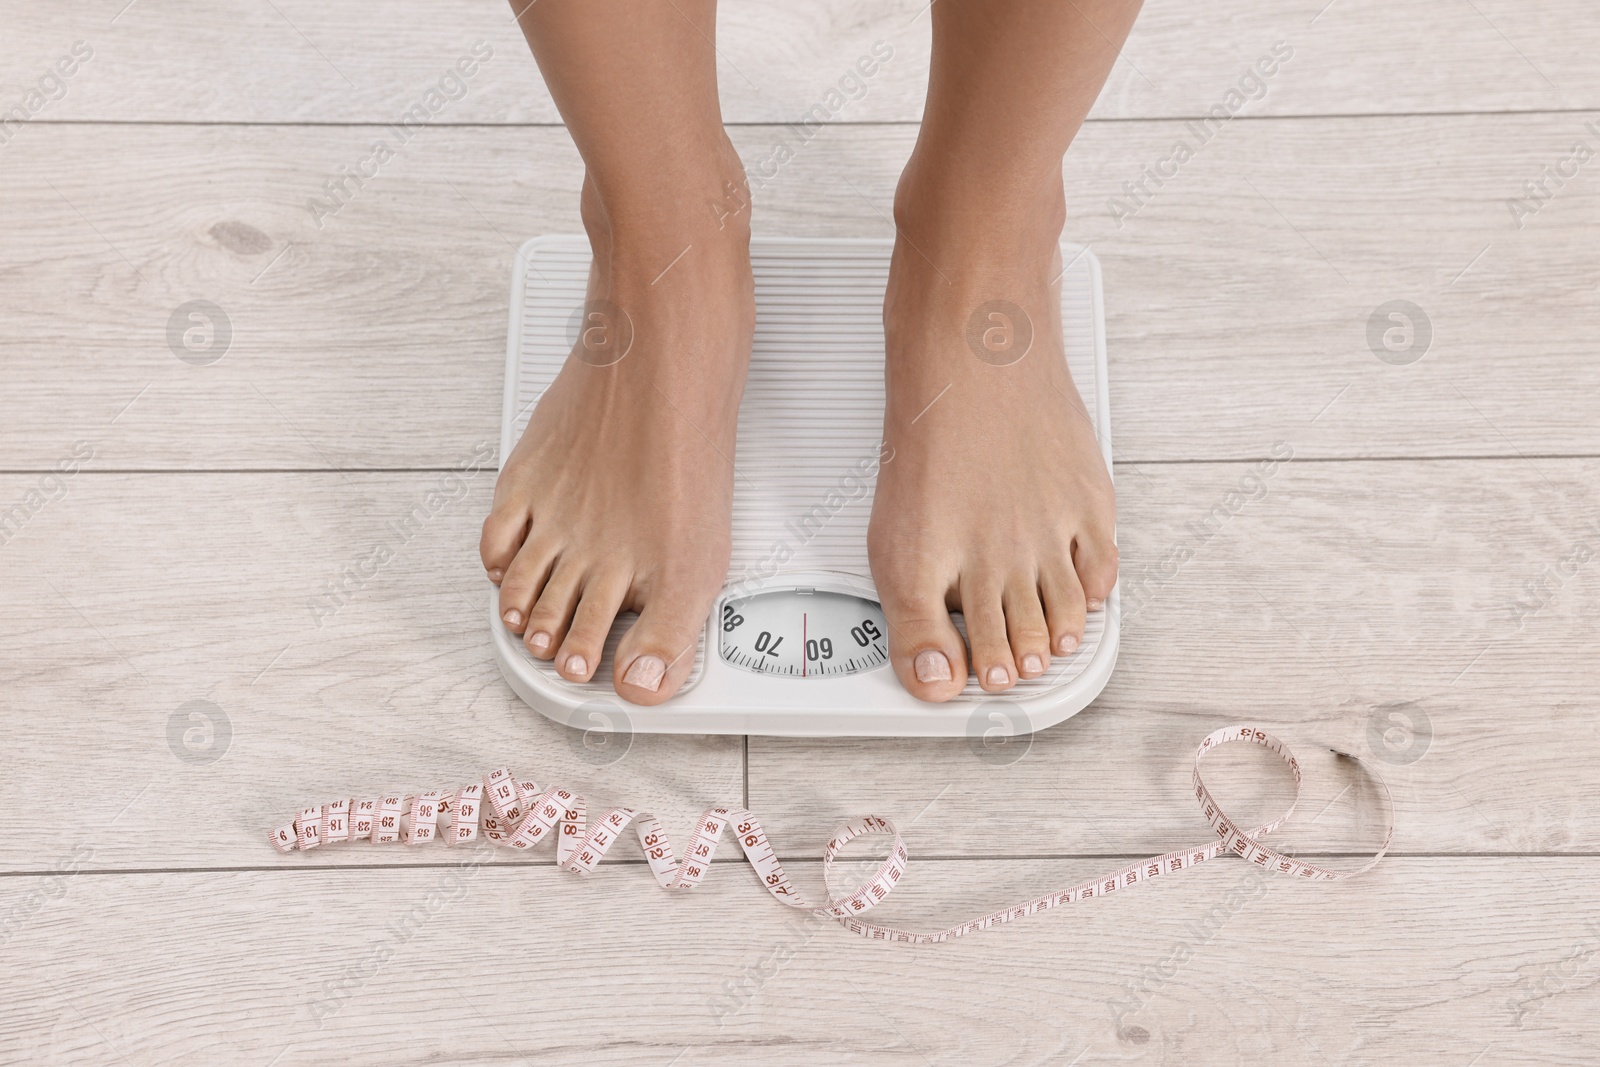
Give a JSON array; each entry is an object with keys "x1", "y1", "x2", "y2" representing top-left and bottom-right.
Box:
[
  {"x1": 497, "y1": 535, "x2": 558, "y2": 636},
  {"x1": 523, "y1": 559, "x2": 584, "y2": 660},
  {"x1": 1072, "y1": 529, "x2": 1119, "y2": 613},
  {"x1": 960, "y1": 574, "x2": 1017, "y2": 692},
  {"x1": 612, "y1": 570, "x2": 717, "y2": 706},
  {"x1": 1003, "y1": 576, "x2": 1053, "y2": 679},
  {"x1": 479, "y1": 498, "x2": 530, "y2": 584},
  {"x1": 877, "y1": 581, "x2": 968, "y2": 702},
  {"x1": 555, "y1": 570, "x2": 631, "y2": 684},
  {"x1": 1040, "y1": 559, "x2": 1087, "y2": 656}
]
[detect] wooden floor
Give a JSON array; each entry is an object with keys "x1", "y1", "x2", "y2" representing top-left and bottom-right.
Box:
[{"x1": 3, "y1": 1, "x2": 1597, "y2": 1063}]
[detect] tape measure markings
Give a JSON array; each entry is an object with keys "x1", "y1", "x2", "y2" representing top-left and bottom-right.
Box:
[{"x1": 271, "y1": 724, "x2": 1391, "y2": 943}]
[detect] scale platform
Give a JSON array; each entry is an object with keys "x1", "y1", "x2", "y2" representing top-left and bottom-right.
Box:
[{"x1": 492, "y1": 236, "x2": 1118, "y2": 737}]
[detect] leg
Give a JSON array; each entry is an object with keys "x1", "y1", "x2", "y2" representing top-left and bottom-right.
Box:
[
  {"x1": 483, "y1": 0, "x2": 753, "y2": 704},
  {"x1": 870, "y1": 0, "x2": 1139, "y2": 700}
]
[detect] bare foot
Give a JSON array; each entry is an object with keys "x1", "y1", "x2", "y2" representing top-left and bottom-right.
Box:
[
  {"x1": 481, "y1": 171, "x2": 754, "y2": 705},
  {"x1": 869, "y1": 181, "x2": 1118, "y2": 702}
]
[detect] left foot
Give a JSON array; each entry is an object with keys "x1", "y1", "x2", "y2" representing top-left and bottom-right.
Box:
[{"x1": 868, "y1": 176, "x2": 1119, "y2": 701}]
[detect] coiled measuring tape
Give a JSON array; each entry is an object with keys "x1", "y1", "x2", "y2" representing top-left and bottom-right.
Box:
[{"x1": 272, "y1": 724, "x2": 1393, "y2": 943}]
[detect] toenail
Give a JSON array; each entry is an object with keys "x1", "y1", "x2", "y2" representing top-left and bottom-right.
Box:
[
  {"x1": 1086, "y1": 598, "x2": 1104, "y2": 611},
  {"x1": 985, "y1": 666, "x2": 1009, "y2": 687},
  {"x1": 1057, "y1": 634, "x2": 1080, "y2": 655},
  {"x1": 623, "y1": 655, "x2": 666, "y2": 692},
  {"x1": 565, "y1": 654, "x2": 588, "y2": 677},
  {"x1": 914, "y1": 650, "x2": 952, "y2": 683},
  {"x1": 1021, "y1": 653, "x2": 1044, "y2": 675},
  {"x1": 529, "y1": 631, "x2": 551, "y2": 651},
  {"x1": 503, "y1": 609, "x2": 523, "y2": 627},
  {"x1": 488, "y1": 568, "x2": 504, "y2": 583}
]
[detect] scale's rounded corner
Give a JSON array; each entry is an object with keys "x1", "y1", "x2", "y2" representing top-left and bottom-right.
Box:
[
  {"x1": 489, "y1": 612, "x2": 575, "y2": 731},
  {"x1": 1017, "y1": 592, "x2": 1121, "y2": 736},
  {"x1": 1063, "y1": 238, "x2": 1104, "y2": 274},
  {"x1": 486, "y1": 594, "x2": 626, "y2": 735},
  {"x1": 515, "y1": 233, "x2": 585, "y2": 265}
]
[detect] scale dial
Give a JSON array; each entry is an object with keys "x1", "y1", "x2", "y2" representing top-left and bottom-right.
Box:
[{"x1": 718, "y1": 588, "x2": 888, "y2": 677}]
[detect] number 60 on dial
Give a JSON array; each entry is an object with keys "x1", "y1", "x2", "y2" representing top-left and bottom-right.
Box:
[{"x1": 717, "y1": 587, "x2": 888, "y2": 678}]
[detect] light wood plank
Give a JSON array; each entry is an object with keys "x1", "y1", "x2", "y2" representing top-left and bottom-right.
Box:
[
  {"x1": 750, "y1": 456, "x2": 1600, "y2": 856},
  {"x1": 3, "y1": 459, "x2": 1595, "y2": 868},
  {"x1": 1, "y1": 0, "x2": 1593, "y2": 125},
  {"x1": 2, "y1": 115, "x2": 1597, "y2": 469},
  {"x1": 0, "y1": 471, "x2": 742, "y2": 871},
  {"x1": 3, "y1": 5, "x2": 1592, "y2": 1060},
  {"x1": 0, "y1": 0, "x2": 929, "y2": 126},
  {"x1": 781, "y1": 115, "x2": 1600, "y2": 464},
  {"x1": 1, "y1": 858, "x2": 1593, "y2": 1063}
]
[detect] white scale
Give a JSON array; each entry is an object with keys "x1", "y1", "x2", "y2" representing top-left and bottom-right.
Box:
[{"x1": 491, "y1": 236, "x2": 1118, "y2": 738}]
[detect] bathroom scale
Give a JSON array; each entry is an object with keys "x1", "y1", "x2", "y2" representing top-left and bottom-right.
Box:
[{"x1": 491, "y1": 235, "x2": 1118, "y2": 738}]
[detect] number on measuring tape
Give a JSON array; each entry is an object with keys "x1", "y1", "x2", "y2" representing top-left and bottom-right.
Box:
[{"x1": 270, "y1": 725, "x2": 1393, "y2": 943}]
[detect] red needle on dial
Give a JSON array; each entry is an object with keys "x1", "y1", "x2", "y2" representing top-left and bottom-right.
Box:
[{"x1": 802, "y1": 612, "x2": 807, "y2": 678}]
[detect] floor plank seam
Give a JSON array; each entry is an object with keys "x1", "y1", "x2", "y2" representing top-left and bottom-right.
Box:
[
  {"x1": 8, "y1": 454, "x2": 1599, "y2": 478},
  {"x1": 3, "y1": 852, "x2": 1587, "y2": 878},
  {"x1": 16, "y1": 108, "x2": 1600, "y2": 129}
]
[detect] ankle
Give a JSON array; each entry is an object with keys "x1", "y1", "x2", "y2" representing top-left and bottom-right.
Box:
[
  {"x1": 891, "y1": 158, "x2": 1066, "y2": 274},
  {"x1": 581, "y1": 143, "x2": 752, "y2": 259}
]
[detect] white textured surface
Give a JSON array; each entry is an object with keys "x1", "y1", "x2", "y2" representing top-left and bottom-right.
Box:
[{"x1": 502, "y1": 236, "x2": 1110, "y2": 702}]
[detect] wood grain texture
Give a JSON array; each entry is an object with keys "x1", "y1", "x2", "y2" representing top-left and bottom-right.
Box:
[
  {"x1": 3, "y1": 458, "x2": 1594, "y2": 869},
  {"x1": 2, "y1": 858, "x2": 1594, "y2": 1064},
  {"x1": 751, "y1": 455, "x2": 1600, "y2": 857},
  {"x1": 2, "y1": 115, "x2": 1597, "y2": 470},
  {"x1": 1, "y1": 0, "x2": 1593, "y2": 125},
  {"x1": 0, "y1": 471, "x2": 742, "y2": 872},
  {"x1": 4, "y1": 3, "x2": 1595, "y2": 1063}
]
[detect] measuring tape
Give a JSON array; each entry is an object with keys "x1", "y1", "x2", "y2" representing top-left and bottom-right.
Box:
[{"x1": 271, "y1": 724, "x2": 1392, "y2": 943}]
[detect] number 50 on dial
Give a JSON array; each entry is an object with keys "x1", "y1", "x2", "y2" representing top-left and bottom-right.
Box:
[{"x1": 717, "y1": 588, "x2": 888, "y2": 677}]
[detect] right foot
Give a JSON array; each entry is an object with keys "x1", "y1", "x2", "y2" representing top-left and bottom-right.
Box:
[{"x1": 481, "y1": 171, "x2": 754, "y2": 705}]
